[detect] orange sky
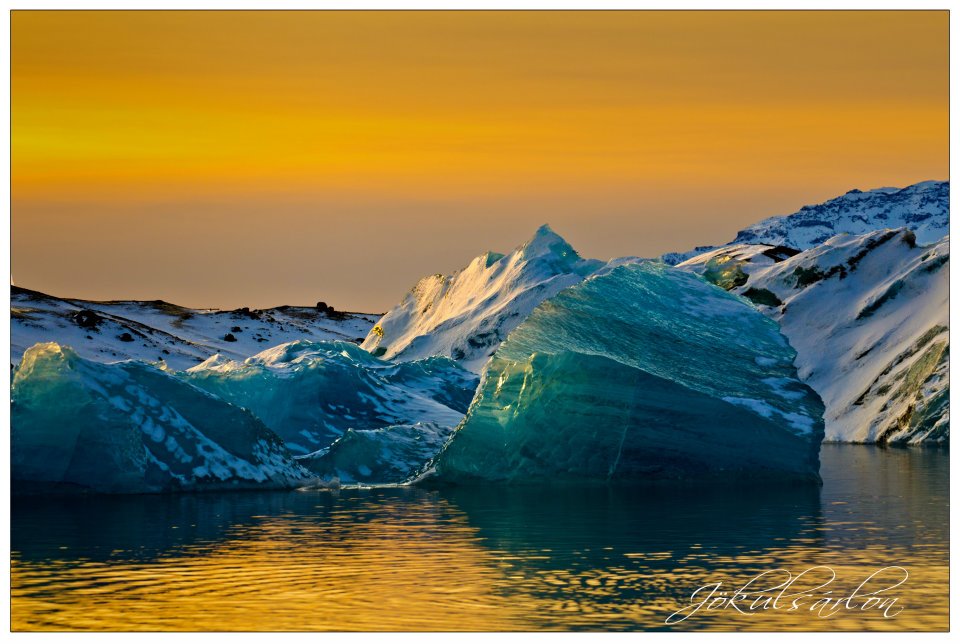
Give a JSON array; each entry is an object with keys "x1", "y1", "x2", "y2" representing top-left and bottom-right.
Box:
[{"x1": 12, "y1": 11, "x2": 948, "y2": 311}]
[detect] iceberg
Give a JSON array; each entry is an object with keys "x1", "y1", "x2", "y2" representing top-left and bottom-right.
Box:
[
  {"x1": 182, "y1": 340, "x2": 478, "y2": 455},
  {"x1": 428, "y1": 262, "x2": 825, "y2": 484},
  {"x1": 298, "y1": 422, "x2": 454, "y2": 484},
  {"x1": 12, "y1": 343, "x2": 310, "y2": 494},
  {"x1": 361, "y1": 224, "x2": 604, "y2": 372}
]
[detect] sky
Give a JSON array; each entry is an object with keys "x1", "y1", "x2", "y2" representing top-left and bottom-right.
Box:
[{"x1": 12, "y1": 10, "x2": 948, "y2": 312}]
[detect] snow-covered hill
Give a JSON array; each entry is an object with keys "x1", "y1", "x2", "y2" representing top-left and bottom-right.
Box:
[
  {"x1": 663, "y1": 181, "x2": 948, "y2": 264},
  {"x1": 361, "y1": 224, "x2": 604, "y2": 372},
  {"x1": 11, "y1": 286, "x2": 380, "y2": 370},
  {"x1": 678, "y1": 229, "x2": 948, "y2": 444}
]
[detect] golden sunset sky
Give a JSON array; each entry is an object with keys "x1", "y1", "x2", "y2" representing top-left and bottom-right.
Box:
[{"x1": 12, "y1": 11, "x2": 948, "y2": 311}]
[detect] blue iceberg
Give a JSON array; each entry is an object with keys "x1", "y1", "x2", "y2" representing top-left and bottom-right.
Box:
[
  {"x1": 12, "y1": 343, "x2": 310, "y2": 494},
  {"x1": 182, "y1": 340, "x2": 479, "y2": 455},
  {"x1": 11, "y1": 264, "x2": 824, "y2": 492},
  {"x1": 298, "y1": 422, "x2": 454, "y2": 484},
  {"x1": 428, "y1": 262, "x2": 825, "y2": 484}
]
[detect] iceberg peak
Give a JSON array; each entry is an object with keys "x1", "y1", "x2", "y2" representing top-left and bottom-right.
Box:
[
  {"x1": 362, "y1": 224, "x2": 604, "y2": 371},
  {"x1": 187, "y1": 352, "x2": 238, "y2": 373},
  {"x1": 519, "y1": 223, "x2": 578, "y2": 261}
]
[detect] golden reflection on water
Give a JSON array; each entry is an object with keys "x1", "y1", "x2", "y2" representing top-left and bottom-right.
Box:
[
  {"x1": 11, "y1": 445, "x2": 948, "y2": 631},
  {"x1": 13, "y1": 504, "x2": 532, "y2": 631}
]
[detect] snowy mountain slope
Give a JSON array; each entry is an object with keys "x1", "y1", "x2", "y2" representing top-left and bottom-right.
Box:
[
  {"x1": 12, "y1": 343, "x2": 311, "y2": 494},
  {"x1": 662, "y1": 180, "x2": 948, "y2": 265},
  {"x1": 11, "y1": 286, "x2": 380, "y2": 370},
  {"x1": 678, "y1": 229, "x2": 948, "y2": 444},
  {"x1": 734, "y1": 181, "x2": 948, "y2": 247},
  {"x1": 361, "y1": 224, "x2": 604, "y2": 372}
]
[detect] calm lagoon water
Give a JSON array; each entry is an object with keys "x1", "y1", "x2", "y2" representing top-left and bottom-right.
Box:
[{"x1": 11, "y1": 444, "x2": 948, "y2": 631}]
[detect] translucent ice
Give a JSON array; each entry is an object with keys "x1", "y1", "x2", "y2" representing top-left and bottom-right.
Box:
[
  {"x1": 298, "y1": 422, "x2": 454, "y2": 484},
  {"x1": 182, "y1": 340, "x2": 478, "y2": 455},
  {"x1": 429, "y1": 262, "x2": 825, "y2": 484},
  {"x1": 12, "y1": 343, "x2": 310, "y2": 494}
]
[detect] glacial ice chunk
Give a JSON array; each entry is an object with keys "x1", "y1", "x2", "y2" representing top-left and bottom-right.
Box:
[
  {"x1": 298, "y1": 422, "x2": 455, "y2": 484},
  {"x1": 12, "y1": 343, "x2": 310, "y2": 494},
  {"x1": 361, "y1": 224, "x2": 604, "y2": 372},
  {"x1": 428, "y1": 262, "x2": 825, "y2": 484},
  {"x1": 182, "y1": 340, "x2": 478, "y2": 455}
]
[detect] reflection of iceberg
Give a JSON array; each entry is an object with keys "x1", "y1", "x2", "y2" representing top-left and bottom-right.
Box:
[
  {"x1": 430, "y1": 263, "x2": 825, "y2": 484},
  {"x1": 436, "y1": 483, "x2": 824, "y2": 630},
  {"x1": 183, "y1": 340, "x2": 478, "y2": 455},
  {"x1": 12, "y1": 447, "x2": 947, "y2": 630},
  {"x1": 441, "y1": 482, "x2": 822, "y2": 570},
  {"x1": 12, "y1": 343, "x2": 310, "y2": 494},
  {"x1": 11, "y1": 490, "x2": 322, "y2": 562}
]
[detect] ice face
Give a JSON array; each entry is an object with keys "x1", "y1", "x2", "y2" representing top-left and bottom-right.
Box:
[
  {"x1": 298, "y1": 422, "x2": 455, "y2": 484},
  {"x1": 182, "y1": 340, "x2": 478, "y2": 455},
  {"x1": 428, "y1": 262, "x2": 825, "y2": 484},
  {"x1": 12, "y1": 343, "x2": 310, "y2": 494}
]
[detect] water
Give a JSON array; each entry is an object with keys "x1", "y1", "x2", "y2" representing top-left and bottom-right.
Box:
[{"x1": 11, "y1": 445, "x2": 948, "y2": 631}]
